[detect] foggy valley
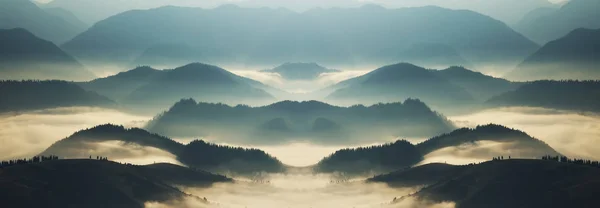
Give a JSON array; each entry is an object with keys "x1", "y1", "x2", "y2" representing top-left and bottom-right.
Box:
[{"x1": 2, "y1": 0, "x2": 600, "y2": 207}]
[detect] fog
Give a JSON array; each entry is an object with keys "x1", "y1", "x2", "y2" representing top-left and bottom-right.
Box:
[
  {"x1": 0, "y1": 107, "x2": 149, "y2": 160},
  {"x1": 451, "y1": 107, "x2": 600, "y2": 160}
]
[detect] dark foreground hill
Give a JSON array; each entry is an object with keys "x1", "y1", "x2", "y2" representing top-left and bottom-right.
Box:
[
  {"x1": 41, "y1": 124, "x2": 286, "y2": 175},
  {"x1": 0, "y1": 159, "x2": 231, "y2": 208},
  {"x1": 146, "y1": 98, "x2": 454, "y2": 145},
  {"x1": 0, "y1": 28, "x2": 94, "y2": 81},
  {"x1": 411, "y1": 159, "x2": 600, "y2": 208},
  {"x1": 486, "y1": 80, "x2": 600, "y2": 112},
  {"x1": 0, "y1": 80, "x2": 115, "y2": 113}
]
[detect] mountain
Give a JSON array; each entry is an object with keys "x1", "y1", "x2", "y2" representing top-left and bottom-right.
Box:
[
  {"x1": 416, "y1": 124, "x2": 560, "y2": 158},
  {"x1": 0, "y1": 159, "x2": 230, "y2": 208},
  {"x1": 314, "y1": 140, "x2": 424, "y2": 175},
  {"x1": 411, "y1": 159, "x2": 600, "y2": 208},
  {"x1": 0, "y1": 80, "x2": 115, "y2": 113},
  {"x1": 505, "y1": 28, "x2": 600, "y2": 81},
  {"x1": 132, "y1": 44, "x2": 204, "y2": 68},
  {"x1": 260, "y1": 63, "x2": 340, "y2": 80},
  {"x1": 0, "y1": 28, "x2": 95, "y2": 81},
  {"x1": 43, "y1": 7, "x2": 89, "y2": 32},
  {"x1": 0, "y1": 0, "x2": 86, "y2": 44},
  {"x1": 431, "y1": 66, "x2": 520, "y2": 101},
  {"x1": 514, "y1": 0, "x2": 600, "y2": 44},
  {"x1": 62, "y1": 6, "x2": 537, "y2": 69},
  {"x1": 368, "y1": 163, "x2": 463, "y2": 187},
  {"x1": 373, "y1": 43, "x2": 472, "y2": 68},
  {"x1": 77, "y1": 63, "x2": 276, "y2": 114},
  {"x1": 41, "y1": 124, "x2": 286, "y2": 175},
  {"x1": 486, "y1": 80, "x2": 600, "y2": 112},
  {"x1": 146, "y1": 98, "x2": 455, "y2": 145}
]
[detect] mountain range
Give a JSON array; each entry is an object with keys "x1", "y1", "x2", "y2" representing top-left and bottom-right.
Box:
[
  {"x1": 260, "y1": 62, "x2": 340, "y2": 80},
  {"x1": 0, "y1": 28, "x2": 94, "y2": 81},
  {"x1": 146, "y1": 98, "x2": 455, "y2": 145}
]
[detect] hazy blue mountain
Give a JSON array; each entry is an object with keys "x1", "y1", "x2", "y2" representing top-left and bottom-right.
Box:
[
  {"x1": 373, "y1": 43, "x2": 472, "y2": 68},
  {"x1": 314, "y1": 140, "x2": 424, "y2": 175},
  {"x1": 0, "y1": 159, "x2": 230, "y2": 208},
  {"x1": 62, "y1": 5, "x2": 537, "y2": 69},
  {"x1": 416, "y1": 124, "x2": 560, "y2": 157},
  {"x1": 432, "y1": 66, "x2": 520, "y2": 101},
  {"x1": 513, "y1": 7, "x2": 558, "y2": 33},
  {"x1": 514, "y1": 0, "x2": 600, "y2": 44},
  {"x1": 132, "y1": 43, "x2": 205, "y2": 68},
  {"x1": 78, "y1": 63, "x2": 275, "y2": 114},
  {"x1": 43, "y1": 7, "x2": 89, "y2": 32},
  {"x1": 0, "y1": 0, "x2": 86, "y2": 44},
  {"x1": 260, "y1": 63, "x2": 340, "y2": 80},
  {"x1": 146, "y1": 98, "x2": 455, "y2": 145},
  {"x1": 41, "y1": 124, "x2": 286, "y2": 175},
  {"x1": 0, "y1": 28, "x2": 95, "y2": 81},
  {"x1": 413, "y1": 159, "x2": 600, "y2": 208},
  {"x1": 0, "y1": 80, "x2": 115, "y2": 113},
  {"x1": 486, "y1": 80, "x2": 600, "y2": 112},
  {"x1": 505, "y1": 28, "x2": 600, "y2": 81}
]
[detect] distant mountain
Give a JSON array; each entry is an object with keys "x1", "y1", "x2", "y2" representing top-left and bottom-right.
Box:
[
  {"x1": 41, "y1": 124, "x2": 286, "y2": 175},
  {"x1": 260, "y1": 63, "x2": 340, "y2": 80},
  {"x1": 314, "y1": 140, "x2": 424, "y2": 175},
  {"x1": 314, "y1": 124, "x2": 560, "y2": 176},
  {"x1": 416, "y1": 124, "x2": 560, "y2": 157},
  {"x1": 0, "y1": 159, "x2": 230, "y2": 208},
  {"x1": 78, "y1": 63, "x2": 275, "y2": 113},
  {"x1": 0, "y1": 0, "x2": 86, "y2": 43},
  {"x1": 146, "y1": 98, "x2": 455, "y2": 145},
  {"x1": 62, "y1": 6, "x2": 537, "y2": 69},
  {"x1": 514, "y1": 0, "x2": 600, "y2": 44},
  {"x1": 412, "y1": 159, "x2": 600, "y2": 208},
  {"x1": 0, "y1": 28, "x2": 95, "y2": 81},
  {"x1": 43, "y1": 7, "x2": 89, "y2": 32},
  {"x1": 0, "y1": 80, "x2": 115, "y2": 113},
  {"x1": 373, "y1": 43, "x2": 472, "y2": 68},
  {"x1": 432, "y1": 66, "x2": 520, "y2": 101},
  {"x1": 132, "y1": 43, "x2": 205, "y2": 68},
  {"x1": 505, "y1": 28, "x2": 600, "y2": 81},
  {"x1": 486, "y1": 80, "x2": 600, "y2": 112}
]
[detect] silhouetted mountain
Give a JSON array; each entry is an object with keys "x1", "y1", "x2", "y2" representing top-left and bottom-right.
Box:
[
  {"x1": 413, "y1": 159, "x2": 600, "y2": 208},
  {"x1": 78, "y1": 63, "x2": 275, "y2": 113},
  {"x1": 416, "y1": 124, "x2": 560, "y2": 157},
  {"x1": 146, "y1": 98, "x2": 455, "y2": 145},
  {"x1": 0, "y1": 80, "x2": 115, "y2": 113},
  {"x1": 0, "y1": 0, "x2": 86, "y2": 43},
  {"x1": 514, "y1": 0, "x2": 600, "y2": 44},
  {"x1": 432, "y1": 66, "x2": 520, "y2": 101},
  {"x1": 486, "y1": 80, "x2": 600, "y2": 112},
  {"x1": 505, "y1": 28, "x2": 600, "y2": 81},
  {"x1": 41, "y1": 124, "x2": 286, "y2": 175},
  {"x1": 43, "y1": 7, "x2": 89, "y2": 32},
  {"x1": 0, "y1": 159, "x2": 230, "y2": 208},
  {"x1": 373, "y1": 43, "x2": 472, "y2": 68},
  {"x1": 132, "y1": 43, "x2": 205, "y2": 68},
  {"x1": 314, "y1": 140, "x2": 424, "y2": 175},
  {"x1": 0, "y1": 28, "x2": 94, "y2": 81},
  {"x1": 260, "y1": 63, "x2": 340, "y2": 80},
  {"x1": 368, "y1": 163, "x2": 463, "y2": 187},
  {"x1": 62, "y1": 6, "x2": 537, "y2": 69}
]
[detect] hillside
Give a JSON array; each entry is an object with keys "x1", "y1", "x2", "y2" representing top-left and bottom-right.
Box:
[
  {"x1": 486, "y1": 80, "x2": 600, "y2": 112},
  {"x1": 260, "y1": 62, "x2": 340, "y2": 80},
  {"x1": 0, "y1": 0, "x2": 86, "y2": 43},
  {"x1": 41, "y1": 124, "x2": 286, "y2": 175},
  {"x1": 505, "y1": 28, "x2": 600, "y2": 81},
  {"x1": 146, "y1": 98, "x2": 455, "y2": 145},
  {"x1": 432, "y1": 66, "x2": 520, "y2": 101},
  {"x1": 514, "y1": 0, "x2": 600, "y2": 44},
  {"x1": 0, "y1": 159, "x2": 230, "y2": 208},
  {"x1": 413, "y1": 159, "x2": 600, "y2": 208},
  {"x1": 368, "y1": 163, "x2": 463, "y2": 187},
  {"x1": 0, "y1": 28, "x2": 94, "y2": 81},
  {"x1": 62, "y1": 6, "x2": 537, "y2": 69},
  {"x1": 0, "y1": 80, "x2": 115, "y2": 113}
]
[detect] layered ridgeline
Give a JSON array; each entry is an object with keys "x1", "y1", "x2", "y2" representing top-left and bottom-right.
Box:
[
  {"x1": 486, "y1": 80, "x2": 600, "y2": 112},
  {"x1": 0, "y1": 159, "x2": 231, "y2": 208},
  {"x1": 314, "y1": 124, "x2": 559, "y2": 175},
  {"x1": 260, "y1": 62, "x2": 340, "y2": 80},
  {"x1": 146, "y1": 98, "x2": 455, "y2": 145},
  {"x1": 62, "y1": 5, "x2": 537, "y2": 69},
  {"x1": 514, "y1": 0, "x2": 600, "y2": 44},
  {"x1": 0, "y1": 0, "x2": 87, "y2": 44},
  {"x1": 77, "y1": 63, "x2": 276, "y2": 113},
  {"x1": 41, "y1": 124, "x2": 286, "y2": 175},
  {"x1": 505, "y1": 28, "x2": 600, "y2": 81},
  {"x1": 325, "y1": 63, "x2": 519, "y2": 111},
  {"x1": 0, "y1": 28, "x2": 94, "y2": 81},
  {"x1": 0, "y1": 80, "x2": 115, "y2": 113},
  {"x1": 379, "y1": 160, "x2": 600, "y2": 208}
]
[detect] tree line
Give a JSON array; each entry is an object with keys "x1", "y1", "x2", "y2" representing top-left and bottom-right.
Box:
[
  {"x1": 541, "y1": 155, "x2": 600, "y2": 168},
  {"x1": 0, "y1": 155, "x2": 59, "y2": 168}
]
